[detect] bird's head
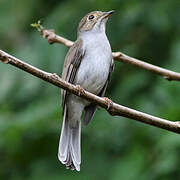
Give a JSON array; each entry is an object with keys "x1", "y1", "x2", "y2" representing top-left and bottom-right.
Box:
[{"x1": 77, "y1": 10, "x2": 114, "y2": 36}]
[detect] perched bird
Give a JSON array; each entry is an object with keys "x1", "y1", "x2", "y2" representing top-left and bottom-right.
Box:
[{"x1": 58, "y1": 10, "x2": 114, "y2": 171}]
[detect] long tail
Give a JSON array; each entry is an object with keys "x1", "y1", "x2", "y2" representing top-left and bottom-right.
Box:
[{"x1": 58, "y1": 107, "x2": 81, "y2": 171}]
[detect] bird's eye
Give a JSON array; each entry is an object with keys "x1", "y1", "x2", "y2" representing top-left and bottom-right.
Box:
[{"x1": 88, "y1": 15, "x2": 94, "y2": 20}]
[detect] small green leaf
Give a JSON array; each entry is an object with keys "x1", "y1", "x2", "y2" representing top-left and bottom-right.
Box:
[{"x1": 30, "y1": 20, "x2": 44, "y2": 32}]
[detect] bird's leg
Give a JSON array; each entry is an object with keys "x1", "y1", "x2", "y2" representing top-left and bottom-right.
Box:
[
  {"x1": 76, "y1": 85, "x2": 85, "y2": 96},
  {"x1": 103, "y1": 97, "x2": 113, "y2": 110},
  {"x1": 103, "y1": 97, "x2": 119, "y2": 116},
  {"x1": 51, "y1": 73, "x2": 60, "y2": 80}
]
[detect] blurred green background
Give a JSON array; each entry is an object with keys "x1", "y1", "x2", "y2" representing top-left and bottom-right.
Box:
[{"x1": 0, "y1": 0, "x2": 180, "y2": 179}]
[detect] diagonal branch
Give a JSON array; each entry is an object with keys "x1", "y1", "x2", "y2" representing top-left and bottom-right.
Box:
[
  {"x1": 1, "y1": 49, "x2": 180, "y2": 134},
  {"x1": 41, "y1": 29, "x2": 180, "y2": 81}
]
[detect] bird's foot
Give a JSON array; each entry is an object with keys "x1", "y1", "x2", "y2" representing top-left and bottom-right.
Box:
[
  {"x1": 76, "y1": 85, "x2": 85, "y2": 96},
  {"x1": 103, "y1": 97, "x2": 113, "y2": 110},
  {"x1": 51, "y1": 73, "x2": 60, "y2": 80}
]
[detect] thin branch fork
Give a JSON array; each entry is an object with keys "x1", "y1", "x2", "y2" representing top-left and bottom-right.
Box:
[
  {"x1": 42, "y1": 29, "x2": 180, "y2": 81},
  {"x1": 1, "y1": 50, "x2": 180, "y2": 134}
]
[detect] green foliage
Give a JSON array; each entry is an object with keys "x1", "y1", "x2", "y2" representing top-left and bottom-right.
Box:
[{"x1": 0, "y1": 0, "x2": 180, "y2": 179}]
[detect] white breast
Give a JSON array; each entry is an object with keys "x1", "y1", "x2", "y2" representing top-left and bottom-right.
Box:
[{"x1": 75, "y1": 32, "x2": 112, "y2": 95}]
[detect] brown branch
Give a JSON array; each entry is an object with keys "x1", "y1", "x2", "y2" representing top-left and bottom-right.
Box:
[
  {"x1": 42, "y1": 29, "x2": 74, "y2": 47},
  {"x1": 41, "y1": 29, "x2": 180, "y2": 81},
  {"x1": 1, "y1": 49, "x2": 180, "y2": 134}
]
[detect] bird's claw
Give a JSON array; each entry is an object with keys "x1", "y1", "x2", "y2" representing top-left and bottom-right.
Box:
[
  {"x1": 76, "y1": 85, "x2": 85, "y2": 96},
  {"x1": 103, "y1": 97, "x2": 113, "y2": 110},
  {"x1": 51, "y1": 73, "x2": 60, "y2": 80}
]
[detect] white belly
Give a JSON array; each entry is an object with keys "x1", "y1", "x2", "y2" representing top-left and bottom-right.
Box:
[{"x1": 75, "y1": 34, "x2": 112, "y2": 95}]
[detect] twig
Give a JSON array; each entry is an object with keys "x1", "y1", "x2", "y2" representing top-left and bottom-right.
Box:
[
  {"x1": 112, "y1": 52, "x2": 180, "y2": 81},
  {"x1": 39, "y1": 28, "x2": 180, "y2": 81},
  {"x1": 1, "y1": 49, "x2": 180, "y2": 134}
]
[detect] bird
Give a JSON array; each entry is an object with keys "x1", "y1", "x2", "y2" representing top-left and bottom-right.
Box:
[{"x1": 58, "y1": 10, "x2": 114, "y2": 171}]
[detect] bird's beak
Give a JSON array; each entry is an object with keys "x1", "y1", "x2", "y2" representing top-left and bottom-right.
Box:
[{"x1": 102, "y1": 10, "x2": 115, "y2": 19}]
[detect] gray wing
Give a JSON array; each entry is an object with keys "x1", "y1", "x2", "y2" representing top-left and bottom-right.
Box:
[
  {"x1": 61, "y1": 39, "x2": 84, "y2": 114},
  {"x1": 84, "y1": 58, "x2": 114, "y2": 126}
]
